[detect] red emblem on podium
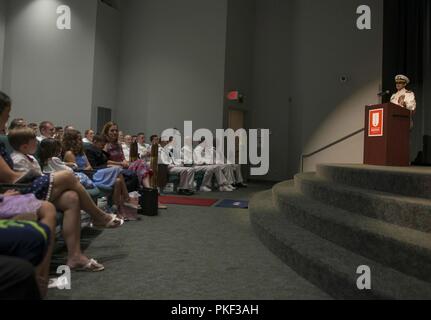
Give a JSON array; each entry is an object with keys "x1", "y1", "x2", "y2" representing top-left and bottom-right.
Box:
[{"x1": 369, "y1": 109, "x2": 384, "y2": 137}]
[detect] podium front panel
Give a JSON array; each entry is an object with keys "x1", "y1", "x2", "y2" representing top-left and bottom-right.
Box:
[{"x1": 364, "y1": 103, "x2": 410, "y2": 167}]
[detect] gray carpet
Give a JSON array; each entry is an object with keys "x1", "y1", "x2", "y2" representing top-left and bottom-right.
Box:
[{"x1": 48, "y1": 183, "x2": 331, "y2": 300}]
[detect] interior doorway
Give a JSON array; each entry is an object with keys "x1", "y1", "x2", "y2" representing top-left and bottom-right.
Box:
[
  {"x1": 227, "y1": 108, "x2": 248, "y2": 180},
  {"x1": 228, "y1": 109, "x2": 245, "y2": 131},
  {"x1": 97, "y1": 107, "x2": 112, "y2": 134}
]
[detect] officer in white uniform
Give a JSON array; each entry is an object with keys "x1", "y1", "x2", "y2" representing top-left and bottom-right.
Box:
[
  {"x1": 193, "y1": 139, "x2": 233, "y2": 192},
  {"x1": 390, "y1": 75, "x2": 416, "y2": 112},
  {"x1": 390, "y1": 75, "x2": 416, "y2": 129},
  {"x1": 160, "y1": 137, "x2": 195, "y2": 196},
  {"x1": 212, "y1": 140, "x2": 247, "y2": 188}
]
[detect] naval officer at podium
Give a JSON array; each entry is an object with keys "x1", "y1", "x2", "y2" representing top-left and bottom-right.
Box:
[{"x1": 390, "y1": 75, "x2": 416, "y2": 128}]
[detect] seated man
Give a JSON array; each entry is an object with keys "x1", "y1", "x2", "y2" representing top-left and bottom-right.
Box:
[
  {"x1": 212, "y1": 139, "x2": 247, "y2": 189},
  {"x1": 83, "y1": 129, "x2": 95, "y2": 145},
  {"x1": 192, "y1": 138, "x2": 233, "y2": 192},
  {"x1": 159, "y1": 137, "x2": 195, "y2": 196},
  {"x1": 0, "y1": 219, "x2": 52, "y2": 299},
  {"x1": 0, "y1": 256, "x2": 41, "y2": 300}
]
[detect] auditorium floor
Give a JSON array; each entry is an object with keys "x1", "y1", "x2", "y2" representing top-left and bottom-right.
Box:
[{"x1": 47, "y1": 182, "x2": 331, "y2": 300}]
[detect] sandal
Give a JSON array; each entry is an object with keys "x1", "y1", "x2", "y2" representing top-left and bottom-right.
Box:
[
  {"x1": 92, "y1": 214, "x2": 124, "y2": 229},
  {"x1": 158, "y1": 203, "x2": 168, "y2": 210},
  {"x1": 70, "y1": 259, "x2": 105, "y2": 272}
]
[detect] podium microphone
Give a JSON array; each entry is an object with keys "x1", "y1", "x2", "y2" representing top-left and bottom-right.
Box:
[{"x1": 378, "y1": 90, "x2": 390, "y2": 97}]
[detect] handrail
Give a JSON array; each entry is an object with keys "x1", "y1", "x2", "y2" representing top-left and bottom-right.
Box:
[{"x1": 300, "y1": 128, "x2": 365, "y2": 173}]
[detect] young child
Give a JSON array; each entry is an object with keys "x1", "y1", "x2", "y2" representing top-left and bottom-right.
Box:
[{"x1": 9, "y1": 128, "x2": 44, "y2": 180}]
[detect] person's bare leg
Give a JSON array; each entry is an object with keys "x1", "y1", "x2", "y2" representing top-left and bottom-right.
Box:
[
  {"x1": 119, "y1": 175, "x2": 131, "y2": 203},
  {"x1": 53, "y1": 191, "x2": 91, "y2": 268},
  {"x1": 113, "y1": 178, "x2": 122, "y2": 207},
  {"x1": 49, "y1": 171, "x2": 121, "y2": 227},
  {"x1": 142, "y1": 176, "x2": 151, "y2": 188},
  {"x1": 113, "y1": 178, "x2": 126, "y2": 219},
  {"x1": 35, "y1": 202, "x2": 57, "y2": 297}
]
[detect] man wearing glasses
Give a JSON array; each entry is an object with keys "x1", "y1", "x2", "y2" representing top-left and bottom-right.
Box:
[{"x1": 390, "y1": 75, "x2": 416, "y2": 129}]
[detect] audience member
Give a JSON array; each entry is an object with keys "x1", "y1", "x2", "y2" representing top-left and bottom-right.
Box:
[
  {"x1": 28, "y1": 123, "x2": 39, "y2": 136},
  {"x1": 122, "y1": 135, "x2": 132, "y2": 162},
  {"x1": 8, "y1": 118, "x2": 27, "y2": 131},
  {"x1": 0, "y1": 193, "x2": 56, "y2": 297},
  {"x1": 54, "y1": 126, "x2": 64, "y2": 142},
  {"x1": 137, "y1": 133, "x2": 151, "y2": 160},
  {"x1": 38, "y1": 121, "x2": 55, "y2": 142},
  {"x1": 39, "y1": 138, "x2": 95, "y2": 190},
  {"x1": 63, "y1": 130, "x2": 138, "y2": 219},
  {"x1": 1, "y1": 93, "x2": 123, "y2": 273},
  {"x1": 103, "y1": 123, "x2": 167, "y2": 209},
  {"x1": 118, "y1": 131, "x2": 125, "y2": 144},
  {"x1": 0, "y1": 255, "x2": 41, "y2": 300},
  {"x1": 83, "y1": 129, "x2": 95, "y2": 144}
]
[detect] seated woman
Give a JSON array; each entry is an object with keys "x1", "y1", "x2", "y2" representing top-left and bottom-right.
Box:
[
  {"x1": 0, "y1": 191, "x2": 56, "y2": 298},
  {"x1": 102, "y1": 122, "x2": 152, "y2": 186},
  {"x1": 62, "y1": 130, "x2": 139, "y2": 220},
  {"x1": 102, "y1": 122, "x2": 167, "y2": 210},
  {"x1": 0, "y1": 91, "x2": 123, "y2": 273}
]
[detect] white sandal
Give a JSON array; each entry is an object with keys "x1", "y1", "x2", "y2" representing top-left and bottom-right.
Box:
[
  {"x1": 92, "y1": 214, "x2": 124, "y2": 229},
  {"x1": 70, "y1": 259, "x2": 105, "y2": 272}
]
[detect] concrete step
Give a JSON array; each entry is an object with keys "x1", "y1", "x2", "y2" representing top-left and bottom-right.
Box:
[
  {"x1": 273, "y1": 182, "x2": 431, "y2": 283},
  {"x1": 316, "y1": 164, "x2": 431, "y2": 200},
  {"x1": 249, "y1": 190, "x2": 431, "y2": 299},
  {"x1": 295, "y1": 172, "x2": 431, "y2": 233}
]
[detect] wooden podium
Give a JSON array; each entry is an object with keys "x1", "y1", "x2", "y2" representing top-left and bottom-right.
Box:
[{"x1": 364, "y1": 103, "x2": 411, "y2": 166}]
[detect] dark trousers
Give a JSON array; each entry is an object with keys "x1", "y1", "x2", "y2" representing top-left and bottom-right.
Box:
[
  {"x1": 0, "y1": 220, "x2": 50, "y2": 266},
  {"x1": 0, "y1": 256, "x2": 41, "y2": 300}
]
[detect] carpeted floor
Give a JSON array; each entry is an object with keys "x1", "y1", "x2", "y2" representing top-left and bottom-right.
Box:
[{"x1": 47, "y1": 183, "x2": 331, "y2": 300}]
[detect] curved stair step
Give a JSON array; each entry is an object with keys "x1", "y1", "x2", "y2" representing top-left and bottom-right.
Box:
[
  {"x1": 273, "y1": 182, "x2": 431, "y2": 283},
  {"x1": 250, "y1": 190, "x2": 431, "y2": 299},
  {"x1": 317, "y1": 164, "x2": 431, "y2": 200},
  {"x1": 295, "y1": 172, "x2": 431, "y2": 233}
]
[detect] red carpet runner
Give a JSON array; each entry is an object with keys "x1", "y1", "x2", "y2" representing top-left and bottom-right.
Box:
[{"x1": 159, "y1": 196, "x2": 219, "y2": 207}]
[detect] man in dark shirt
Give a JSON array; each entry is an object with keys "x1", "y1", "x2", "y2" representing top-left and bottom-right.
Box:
[{"x1": 85, "y1": 135, "x2": 109, "y2": 170}]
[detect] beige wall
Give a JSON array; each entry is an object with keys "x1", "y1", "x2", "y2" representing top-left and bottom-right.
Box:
[
  {"x1": 116, "y1": 0, "x2": 228, "y2": 137},
  {"x1": 0, "y1": 0, "x2": 6, "y2": 89},
  {"x1": 2, "y1": 0, "x2": 98, "y2": 132},
  {"x1": 91, "y1": 2, "x2": 121, "y2": 131}
]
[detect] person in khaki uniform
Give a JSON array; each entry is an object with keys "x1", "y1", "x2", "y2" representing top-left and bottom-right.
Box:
[{"x1": 390, "y1": 75, "x2": 416, "y2": 128}]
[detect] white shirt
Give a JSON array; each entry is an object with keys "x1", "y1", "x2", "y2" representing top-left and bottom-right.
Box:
[
  {"x1": 11, "y1": 151, "x2": 43, "y2": 177},
  {"x1": 82, "y1": 138, "x2": 92, "y2": 144},
  {"x1": 122, "y1": 143, "x2": 130, "y2": 162},
  {"x1": 181, "y1": 145, "x2": 194, "y2": 165},
  {"x1": 194, "y1": 144, "x2": 213, "y2": 165},
  {"x1": 138, "y1": 143, "x2": 151, "y2": 160},
  {"x1": 43, "y1": 157, "x2": 75, "y2": 174},
  {"x1": 391, "y1": 88, "x2": 416, "y2": 112}
]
